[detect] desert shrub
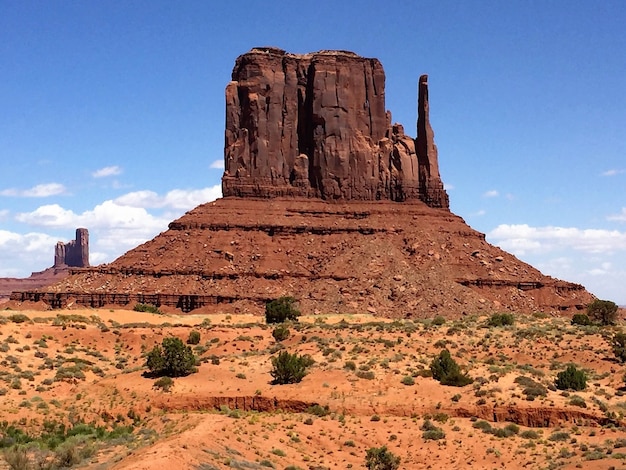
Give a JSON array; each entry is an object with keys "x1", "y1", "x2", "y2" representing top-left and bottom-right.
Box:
[
  {"x1": 146, "y1": 337, "x2": 197, "y2": 377},
  {"x1": 555, "y1": 365, "x2": 587, "y2": 391},
  {"x1": 514, "y1": 375, "x2": 548, "y2": 401},
  {"x1": 356, "y1": 370, "x2": 376, "y2": 380},
  {"x1": 7, "y1": 314, "x2": 30, "y2": 324},
  {"x1": 270, "y1": 351, "x2": 312, "y2": 384},
  {"x1": 587, "y1": 299, "x2": 619, "y2": 326},
  {"x1": 571, "y1": 313, "x2": 593, "y2": 326},
  {"x1": 365, "y1": 446, "x2": 401, "y2": 470},
  {"x1": 153, "y1": 376, "x2": 174, "y2": 391},
  {"x1": 472, "y1": 420, "x2": 493, "y2": 433},
  {"x1": 487, "y1": 313, "x2": 515, "y2": 327},
  {"x1": 54, "y1": 365, "x2": 86, "y2": 382},
  {"x1": 265, "y1": 296, "x2": 300, "y2": 324},
  {"x1": 3, "y1": 445, "x2": 29, "y2": 470},
  {"x1": 186, "y1": 330, "x2": 201, "y2": 345},
  {"x1": 431, "y1": 315, "x2": 446, "y2": 326},
  {"x1": 548, "y1": 431, "x2": 570, "y2": 442},
  {"x1": 569, "y1": 395, "x2": 587, "y2": 408},
  {"x1": 430, "y1": 349, "x2": 473, "y2": 387},
  {"x1": 421, "y1": 419, "x2": 445, "y2": 440},
  {"x1": 520, "y1": 430, "x2": 540, "y2": 439},
  {"x1": 133, "y1": 303, "x2": 162, "y2": 314},
  {"x1": 344, "y1": 360, "x2": 357, "y2": 371},
  {"x1": 272, "y1": 325, "x2": 290, "y2": 342},
  {"x1": 612, "y1": 333, "x2": 626, "y2": 363},
  {"x1": 401, "y1": 376, "x2": 415, "y2": 386},
  {"x1": 306, "y1": 404, "x2": 330, "y2": 417}
]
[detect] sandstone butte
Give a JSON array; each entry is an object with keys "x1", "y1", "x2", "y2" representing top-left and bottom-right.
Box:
[{"x1": 10, "y1": 47, "x2": 594, "y2": 318}]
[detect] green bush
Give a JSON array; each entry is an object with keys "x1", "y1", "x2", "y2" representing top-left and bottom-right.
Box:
[
  {"x1": 487, "y1": 313, "x2": 515, "y2": 327},
  {"x1": 587, "y1": 299, "x2": 619, "y2": 326},
  {"x1": 7, "y1": 314, "x2": 31, "y2": 324},
  {"x1": 270, "y1": 351, "x2": 312, "y2": 385},
  {"x1": 133, "y1": 303, "x2": 162, "y2": 314},
  {"x1": 265, "y1": 297, "x2": 300, "y2": 324},
  {"x1": 186, "y1": 330, "x2": 201, "y2": 345},
  {"x1": 365, "y1": 446, "x2": 400, "y2": 470},
  {"x1": 612, "y1": 332, "x2": 626, "y2": 362},
  {"x1": 146, "y1": 337, "x2": 197, "y2": 377},
  {"x1": 421, "y1": 419, "x2": 445, "y2": 440},
  {"x1": 430, "y1": 349, "x2": 473, "y2": 387},
  {"x1": 153, "y1": 376, "x2": 174, "y2": 391},
  {"x1": 555, "y1": 365, "x2": 587, "y2": 391},
  {"x1": 401, "y1": 376, "x2": 415, "y2": 386},
  {"x1": 571, "y1": 313, "x2": 593, "y2": 326},
  {"x1": 272, "y1": 325, "x2": 291, "y2": 342},
  {"x1": 306, "y1": 404, "x2": 330, "y2": 417},
  {"x1": 431, "y1": 315, "x2": 446, "y2": 326}
]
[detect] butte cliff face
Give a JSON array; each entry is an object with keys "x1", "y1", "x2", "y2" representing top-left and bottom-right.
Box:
[
  {"x1": 223, "y1": 47, "x2": 448, "y2": 207},
  {"x1": 54, "y1": 228, "x2": 90, "y2": 268},
  {"x1": 10, "y1": 48, "x2": 594, "y2": 316}
]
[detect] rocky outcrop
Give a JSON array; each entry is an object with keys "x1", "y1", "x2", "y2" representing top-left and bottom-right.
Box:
[
  {"x1": 12, "y1": 198, "x2": 593, "y2": 315},
  {"x1": 54, "y1": 228, "x2": 89, "y2": 268},
  {"x1": 223, "y1": 47, "x2": 448, "y2": 208}
]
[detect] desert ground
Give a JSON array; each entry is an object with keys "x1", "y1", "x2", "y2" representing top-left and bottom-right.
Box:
[{"x1": 1, "y1": 304, "x2": 626, "y2": 469}]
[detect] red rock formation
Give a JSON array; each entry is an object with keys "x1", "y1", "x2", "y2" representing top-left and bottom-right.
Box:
[
  {"x1": 12, "y1": 198, "x2": 593, "y2": 315},
  {"x1": 54, "y1": 228, "x2": 90, "y2": 268},
  {"x1": 1, "y1": 228, "x2": 89, "y2": 302},
  {"x1": 223, "y1": 47, "x2": 448, "y2": 207},
  {"x1": 9, "y1": 49, "x2": 594, "y2": 316}
]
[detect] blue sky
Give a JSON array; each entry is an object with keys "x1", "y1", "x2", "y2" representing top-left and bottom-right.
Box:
[{"x1": 1, "y1": 1, "x2": 625, "y2": 304}]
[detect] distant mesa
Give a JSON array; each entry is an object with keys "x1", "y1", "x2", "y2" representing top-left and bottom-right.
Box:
[
  {"x1": 10, "y1": 49, "x2": 594, "y2": 316},
  {"x1": 0, "y1": 228, "x2": 89, "y2": 302}
]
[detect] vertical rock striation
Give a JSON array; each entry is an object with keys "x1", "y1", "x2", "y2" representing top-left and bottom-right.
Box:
[
  {"x1": 222, "y1": 47, "x2": 448, "y2": 208},
  {"x1": 54, "y1": 228, "x2": 90, "y2": 268}
]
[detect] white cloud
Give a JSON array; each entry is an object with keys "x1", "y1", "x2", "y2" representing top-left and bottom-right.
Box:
[
  {"x1": 602, "y1": 169, "x2": 624, "y2": 177},
  {"x1": 0, "y1": 183, "x2": 66, "y2": 198},
  {"x1": 92, "y1": 165, "x2": 122, "y2": 178},
  {"x1": 470, "y1": 209, "x2": 486, "y2": 217},
  {"x1": 0, "y1": 209, "x2": 8, "y2": 221},
  {"x1": 483, "y1": 189, "x2": 499, "y2": 198},
  {"x1": 0, "y1": 230, "x2": 59, "y2": 276},
  {"x1": 488, "y1": 224, "x2": 626, "y2": 256},
  {"x1": 114, "y1": 185, "x2": 222, "y2": 210},
  {"x1": 608, "y1": 208, "x2": 626, "y2": 222},
  {"x1": 209, "y1": 159, "x2": 225, "y2": 170},
  {"x1": 6, "y1": 185, "x2": 224, "y2": 276}
]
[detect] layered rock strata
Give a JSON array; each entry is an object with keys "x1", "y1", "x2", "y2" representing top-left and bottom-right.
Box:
[
  {"x1": 12, "y1": 198, "x2": 592, "y2": 315},
  {"x1": 223, "y1": 47, "x2": 448, "y2": 207}
]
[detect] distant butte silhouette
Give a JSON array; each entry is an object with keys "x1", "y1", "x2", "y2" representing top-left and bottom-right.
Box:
[{"x1": 10, "y1": 49, "x2": 594, "y2": 316}]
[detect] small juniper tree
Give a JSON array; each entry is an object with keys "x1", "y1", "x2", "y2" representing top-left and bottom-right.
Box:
[
  {"x1": 612, "y1": 332, "x2": 626, "y2": 363},
  {"x1": 265, "y1": 296, "x2": 300, "y2": 324},
  {"x1": 571, "y1": 313, "x2": 593, "y2": 326},
  {"x1": 587, "y1": 299, "x2": 619, "y2": 326},
  {"x1": 430, "y1": 349, "x2": 473, "y2": 387},
  {"x1": 365, "y1": 446, "x2": 401, "y2": 470},
  {"x1": 555, "y1": 365, "x2": 587, "y2": 391},
  {"x1": 146, "y1": 337, "x2": 197, "y2": 377},
  {"x1": 487, "y1": 312, "x2": 515, "y2": 327},
  {"x1": 272, "y1": 324, "x2": 290, "y2": 342},
  {"x1": 186, "y1": 330, "x2": 201, "y2": 345},
  {"x1": 270, "y1": 351, "x2": 312, "y2": 384}
]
